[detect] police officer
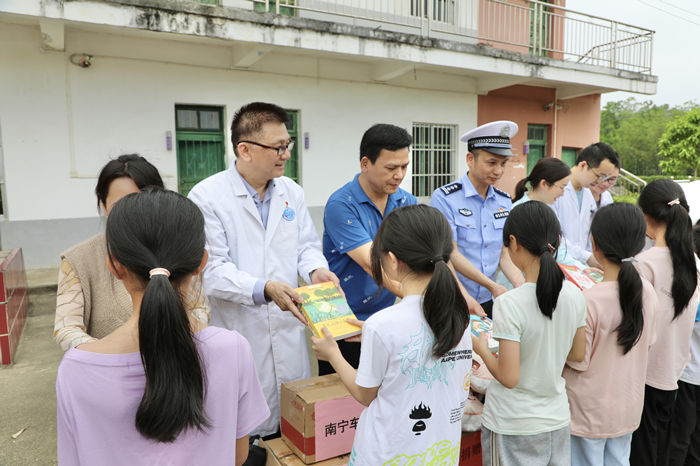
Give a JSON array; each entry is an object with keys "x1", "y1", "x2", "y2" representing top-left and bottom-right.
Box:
[{"x1": 431, "y1": 121, "x2": 524, "y2": 318}]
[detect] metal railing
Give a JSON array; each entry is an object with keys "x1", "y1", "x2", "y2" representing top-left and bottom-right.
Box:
[
  {"x1": 251, "y1": 0, "x2": 654, "y2": 74},
  {"x1": 609, "y1": 168, "x2": 647, "y2": 197}
]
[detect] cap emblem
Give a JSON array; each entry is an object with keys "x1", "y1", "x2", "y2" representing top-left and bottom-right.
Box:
[{"x1": 499, "y1": 125, "x2": 511, "y2": 138}]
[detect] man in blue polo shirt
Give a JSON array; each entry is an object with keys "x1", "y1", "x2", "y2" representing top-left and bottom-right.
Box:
[{"x1": 321, "y1": 124, "x2": 417, "y2": 375}]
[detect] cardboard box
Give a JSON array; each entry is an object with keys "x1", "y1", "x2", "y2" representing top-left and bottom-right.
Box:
[
  {"x1": 261, "y1": 438, "x2": 350, "y2": 466},
  {"x1": 459, "y1": 431, "x2": 482, "y2": 466},
  {"x1": 281, "y1": 374, "x2": 365, "y2": 464}
]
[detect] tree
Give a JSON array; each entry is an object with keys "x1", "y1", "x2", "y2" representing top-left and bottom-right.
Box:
[
  {"x1": 659, "y1": 108, "x2": 700, "y2": 179},
  {"x1": 600, "y1": 98, "x2": 697, "y2": 176}
]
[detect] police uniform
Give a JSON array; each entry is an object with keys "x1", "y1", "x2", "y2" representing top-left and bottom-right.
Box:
[{"x1": 430, "y1": 121, "x2": 518, "y2": 316}]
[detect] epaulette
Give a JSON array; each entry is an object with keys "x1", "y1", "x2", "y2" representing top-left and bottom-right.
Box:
[
  {"x1": 493, "y1": 187, "x2": 511, "y2": 198},
  {"x1": 440, "y1": 182, "x2": 463, "y2": 196}
]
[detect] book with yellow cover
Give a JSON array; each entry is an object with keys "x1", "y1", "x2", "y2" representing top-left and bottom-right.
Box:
[{"x1": 295, "y1": 282, "x2": 362, "y2": 341}]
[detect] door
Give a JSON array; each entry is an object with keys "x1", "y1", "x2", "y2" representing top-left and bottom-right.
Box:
[
  {"x1": 527, "y1": 125, "x2": 547, "y2": 175},
  {"x1": 284, "y1": 110, "x2": 300, "y2": 184},
  {"x1": 561, "y1": 147, "x2": 578, "y2": 168},
  {"x1": 175, "y1": 106, "x2": 226, "y2": 197}
]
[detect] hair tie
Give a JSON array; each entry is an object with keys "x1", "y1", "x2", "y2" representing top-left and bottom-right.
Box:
[
  {"x1": 431, "y1": 255, "x2": 445, "y2": 264},
  {"x1": 621, "y1": 257, "x2": 638, "y2": 263},
  {"x1": 668, "y1": 198, "x2": 680, "y2": 207},
  {"x1": 540, "y1": 243, "x2": 555, "y2": 255},
  {"x1": 149, "y1": 268, "x2": 170, "y2": 279}
]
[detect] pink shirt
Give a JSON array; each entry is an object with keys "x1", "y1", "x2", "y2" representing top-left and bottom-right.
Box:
[
  {"x1": 636, "y1": 247, "x2": 700, "y2": 390},
  {"x1": 563, "y1": 280, "x2": 658, "y2": 438},
  {"x1": 57, "y1": 327, "x2": 269, "y2": 465}
]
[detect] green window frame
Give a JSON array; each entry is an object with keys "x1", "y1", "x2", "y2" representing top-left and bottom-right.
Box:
[
  {"x1": 284, "y1": 110, "x2": 300, "y2": 184},
  {"x1": 527, "y1": 124, "x2": 547, "y2": 175},
  {"x1": 254, "y1": 0, "x2": 296, "y2": 16},
  {"x1": 175, "y1": 105, "x2": 226, "y2": 197}
]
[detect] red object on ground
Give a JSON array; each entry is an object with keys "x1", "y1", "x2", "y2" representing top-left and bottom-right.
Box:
[
  {"x1": 0, "y1": 248, "x2": 29, "y2": 365},
  {"x1": 459, "y1": 431, "x2": 483, "y2": 466}
]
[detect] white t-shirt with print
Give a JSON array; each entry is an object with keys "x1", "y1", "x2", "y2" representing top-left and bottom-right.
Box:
[
  {"x1": 482, "y1": 281, "x2": 586, "y2": 435},
  {"x1": 349, "y1": 295, "x2": 472, "y2": 466}
]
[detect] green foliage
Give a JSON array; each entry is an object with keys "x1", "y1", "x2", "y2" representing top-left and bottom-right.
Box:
[
  {"x1": 659, "y1": 108, "x2": 700, "y2": 179},
  {"x1": 613, "y1": 194, "x2": 639, "y2": 204},
  {"x1": 637, "y1": 175, "x2": 675, "y2": 183},
  {"x1": 600, "y1": 98, "x2": 697, "y2": 176}
]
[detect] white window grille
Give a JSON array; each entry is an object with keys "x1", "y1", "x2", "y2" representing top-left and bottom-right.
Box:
[{"x1": 412, "y1": 123, "x2": 457, "y2": 199}]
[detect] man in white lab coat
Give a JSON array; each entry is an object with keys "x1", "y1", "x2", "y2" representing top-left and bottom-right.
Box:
[
  {"x1": 551, "y1": 142, "x2": 621, "y2": 269},
  {"x1": 188, "y1": 102, "x2": 341, "y2": 442}
]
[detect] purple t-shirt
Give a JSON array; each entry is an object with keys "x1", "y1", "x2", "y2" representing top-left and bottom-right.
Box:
[{"x1": 57, "y1": 327, "x2": 269, "y2": 465}]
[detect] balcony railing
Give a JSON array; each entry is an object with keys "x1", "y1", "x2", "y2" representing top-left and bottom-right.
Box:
[{"x1": 251, "y1": 0, "x2": 654, "y2": 74}]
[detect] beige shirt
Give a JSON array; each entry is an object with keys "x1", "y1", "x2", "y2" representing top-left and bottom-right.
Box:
[
  {"x1": 635, "y1": 247, "x2": 700, "y2": 390},
  {"x1": 55, "y1": 259, "x2": 210, "y2": 351},
  {"x1": 564, "y1": 280, "x2": 658, "y2": 438}
]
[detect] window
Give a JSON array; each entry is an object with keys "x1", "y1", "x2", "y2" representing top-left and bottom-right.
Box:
[
  {"x1": 254, "y1": 0, "x2": 296, "y2": 16},
  {"x1": 190, "y1": 0, "x2": 217, "y2": 4},
  {"x1": 175, "y1": 105, "x2": 226, "y2": 197},
  {"x1": 411, "y1": 0, "x2": 455, "y2": 23},
  {"x1": 284, "y1": 110, "x2": 300, "y2": 184},
  {"x1": 412, "y1": 124, "x2": 457, "y2": 198}
]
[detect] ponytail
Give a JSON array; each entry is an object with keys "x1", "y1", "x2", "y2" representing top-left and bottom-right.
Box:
[
  {"x1": 590, "y1": 203, "x2": 646, "y2": 354},
  {"x1": 503, "y1": 201, "x2": 564, "y2": 318},
  {"x1": 638, "y1": 179, "x2": 697, "y2": 319},
  {"x1": 136, "y1": 274, "x2": 209, "y2": 442},
  {"x1": 106, "y1": 187, "x2": 210, "y2": 442},
  {"x1": 536, "y1": 244, "x2": 564, "y2": 319},
  {"x1": 370, "y1": 205, "x2": 469, "y2": 359},
  {"x1": 513, "y1": 177, "x2": 529, "y2": 203}
]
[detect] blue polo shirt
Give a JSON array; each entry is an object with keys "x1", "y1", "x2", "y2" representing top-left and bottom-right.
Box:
[
  {"x1": 430, "y1": 171, "x2": 512, "y2": 304},
  {"x1": 323, "y1": 174, "x2": 417, "y2": 320}
]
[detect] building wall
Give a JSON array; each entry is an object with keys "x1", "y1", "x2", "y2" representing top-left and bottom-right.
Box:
[
  {"x1": 478, "y1": 0, "x2": 565, "y2": 60},
  {"x1": 0, "y1": 22, "x2": 477, "y2": 267},
  {"x1": 478, "y1": 84, "x2": 600, "y2": 196}
]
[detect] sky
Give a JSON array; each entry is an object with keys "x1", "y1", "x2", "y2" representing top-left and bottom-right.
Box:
[{"x1": 566, "y1": 0, "x2": 699, "y2": 108}]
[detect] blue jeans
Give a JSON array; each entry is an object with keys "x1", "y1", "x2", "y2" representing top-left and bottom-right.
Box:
[{"x1": 571, "y1": 433, "x2": 633, "y2": 466}]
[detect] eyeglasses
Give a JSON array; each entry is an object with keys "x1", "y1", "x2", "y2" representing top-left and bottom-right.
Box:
[
  {"x1": 598, "y1": 176, "x2": 618, "y2": 185},
  {"x1": 588, "y1": 165, "x2": 614, "y2": 182},
  {"x1": 238, "y1": 140, "x2": 295, "y2": 156},
  {"x1": 549, "y1": 182, "x2": 567, "y2": 191}
]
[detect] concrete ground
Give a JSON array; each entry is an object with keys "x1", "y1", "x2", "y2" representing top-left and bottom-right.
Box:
[
  {"x1": 0, "y1": 268, "x2": 61, "y2": 466},
  {"x1": 0, "y1": 267, "x2": 319, "y2": 466}
]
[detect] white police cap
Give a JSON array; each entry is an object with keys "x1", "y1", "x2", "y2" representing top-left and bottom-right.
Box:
[{"x1": 460, "y1": 121, "x2": 519, "y2": 157}]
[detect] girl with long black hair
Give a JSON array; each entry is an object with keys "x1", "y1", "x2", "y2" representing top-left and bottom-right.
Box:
[
  {"x1": 631, "y1": 179, "x2": 700, "y2": 466},
  {"x1": 563, "y1": 203, "x2": 658, "y2": 466},
  {"x1": 56, "y1": 188, "x2": 268, "y2": 465},
  {"x1": 667, "y1": 220, "x2": 700, "y2": 465},
  {"x1": 473, "y1": 201, "x2": 586, "y2": 466},
  {"x1": 313, "y1": 204, "x2": 472, "y2": 465}
]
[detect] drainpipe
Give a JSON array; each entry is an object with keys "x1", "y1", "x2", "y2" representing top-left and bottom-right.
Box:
[{"x1": 553, "y1": 89, "x2": 558, "y2": 159}]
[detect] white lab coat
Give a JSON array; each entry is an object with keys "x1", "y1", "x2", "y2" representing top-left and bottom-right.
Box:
[
  {"x1": 188, "y1": 166, "x2": 327, "y2": 437},
  {"x1": 551, "y1": 182, "x2": 597, "y2": 266}
]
